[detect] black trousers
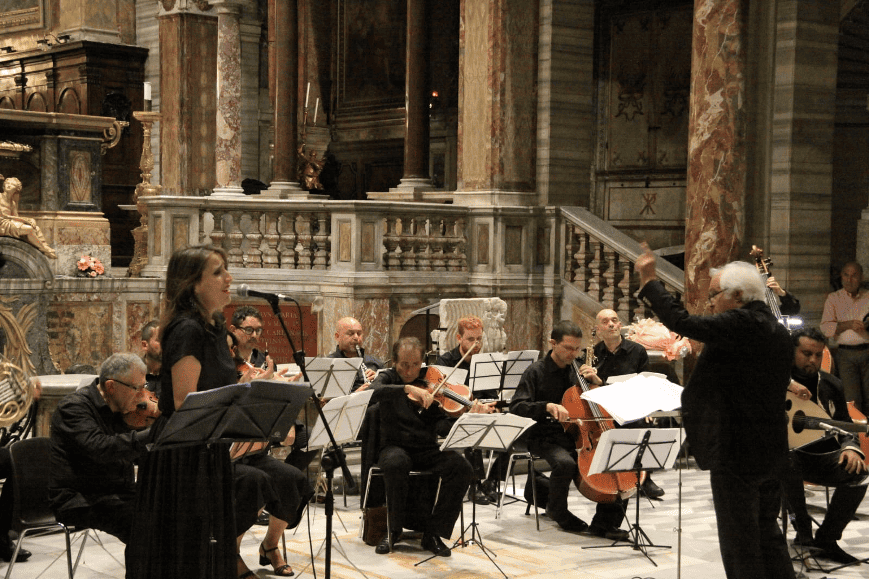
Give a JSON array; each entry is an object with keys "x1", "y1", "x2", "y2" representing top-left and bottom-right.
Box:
[
  {"x1": 236, "y1": 452, "x2": 313, "y2": 531},
  {"x1": 710, "y1": 468, "x2": 795, "y2": 579},
  {"x1": 527, "y1": 433, "x2": 579, "y2": 523},
  {"x1": 780, "y1": 448, "x2": 868, "y2": 542},
  {"x1": 55, "y1": 491, "x2": 137, "y2": 544},
  {"x1": 378, "y1": 445, "x2": 472, "y2": 539}
]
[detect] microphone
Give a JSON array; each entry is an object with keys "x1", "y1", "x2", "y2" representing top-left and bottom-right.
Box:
[
  {"x1": 237, "y1": 284, "x2": 296, "y2": 303},
  {"x1": 818, "y1": 422, "x2": 853, "y2": 438}
]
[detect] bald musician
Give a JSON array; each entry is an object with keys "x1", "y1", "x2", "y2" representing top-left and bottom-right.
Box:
[{"x1": 327, "y1": 317, "x2": 384, "y2": 392}]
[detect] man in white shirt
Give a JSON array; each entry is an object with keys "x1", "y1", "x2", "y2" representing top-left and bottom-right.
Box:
[{"x1": 821, "y1": 262, "x2": 869, "y2": 415}]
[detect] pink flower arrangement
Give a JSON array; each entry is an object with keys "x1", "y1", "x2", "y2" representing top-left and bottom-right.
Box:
[{"x1": 76, "y1": 255, "x2": 105, "y2": 277}]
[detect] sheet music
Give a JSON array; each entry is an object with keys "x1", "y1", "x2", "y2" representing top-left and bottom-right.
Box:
[
  {"x1": 580, "y1": 374, "x2": 683, "y2": 424},
  {"x1": 468, "y1": 350, "x2": 539, "y2": 395},
  {"x1": 605, "y1": 371, "x2": 668, "y2": 383},
  {"x1": 589, "y1": 428, "x2": 683, "y2": 475},
  {"x1": 303, "y1": 356, "x2": 363, "y2": 398},
  {"x1": 309, "y1": 390, "x2": 374, "y2": 447},
  {"x1": 439, "y1": 413, "x2": 535, "y2": 452}
]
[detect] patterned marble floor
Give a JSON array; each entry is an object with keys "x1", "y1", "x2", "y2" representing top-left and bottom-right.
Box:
[{"x1": 7, "y1": 463, "x2": 868, "y2": 579}]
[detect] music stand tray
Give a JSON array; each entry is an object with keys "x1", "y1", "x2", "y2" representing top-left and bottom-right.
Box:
[
  {"x1": 415, "y1": 413, "x2": 535, "y2": 577},
  {"x1": 584, "y1": 427, "x2": 682, "y2": 567}
]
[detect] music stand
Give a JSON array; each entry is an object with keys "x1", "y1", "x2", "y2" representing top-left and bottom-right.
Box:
[
  {"x1": 153, "y1": 380, "x2": 313, "y2": 577},
  {"x1": 304, "y1": 357, "x2": 363, "y2": 398},
  {"x1": 298, "y1": 391, "x2": 374, "y2": 579},
  {"x1": 415, "y1": 413, "x2": 535, "y2": 577},
  {"x1": 583, "y1": 427, "x2": 681, "y2": 566},
  {"x1": 468, "y1": 350, "x2": 538, "y2": 403}
]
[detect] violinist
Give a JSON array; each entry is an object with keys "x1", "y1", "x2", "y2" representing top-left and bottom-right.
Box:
[
  {"x1": 230, "y1": 306, "x2": 269, "y2": 369},
  {"x1": 436, "y1": 315, "x2": 503, "y2": 504},
  {"x1": 49, "y1": 353, "x2": 154, "y2": 546},
  {"x1": 368, "y1": 337, "x2": 493, "y2": 557},
  {"x1": 781, "y1": 327, "x2": 866, "y2": 565},
  {"x1": 510, "y1": 320, "x2": 591, "y2": 534}
]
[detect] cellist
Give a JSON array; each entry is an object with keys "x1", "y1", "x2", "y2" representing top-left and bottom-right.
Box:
[{"x1": 510, "y1": 321, "x2": 599, "y2": 534}]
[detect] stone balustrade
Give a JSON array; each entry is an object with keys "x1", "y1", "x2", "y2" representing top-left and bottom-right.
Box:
[{"x1": 560, "y1": 206, "x2": 685, "y2": 322}]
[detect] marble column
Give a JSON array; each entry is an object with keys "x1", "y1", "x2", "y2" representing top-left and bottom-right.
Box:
[
  {"x1": 683, "y1": 0, "x2": 748, "y2": 314},
  {"x1": 393, "y1": 0, "x2": 432, "y2": 194},
  {"x1": 211, "y1": 0, "x2": 246, "y2": 197},
  {"x1": 451, "y1": 0, "x2": 538, "y2": 207},
  {"x1": 264, "y1": 0, "x2": 304, "y2": 198}
]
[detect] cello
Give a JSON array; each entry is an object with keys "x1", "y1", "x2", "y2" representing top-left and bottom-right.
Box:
[{"x1": 560, "y1": 342, "x2": 638, "y2": 502}]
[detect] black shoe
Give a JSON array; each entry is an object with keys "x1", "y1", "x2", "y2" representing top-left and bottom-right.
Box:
[
  {"x1": 813, "y1": 540, "x2": 859, "y2": 564},
  {"x1": 375, "y1": 530, "x2": 401, "y2": 555},
  {"x1": 467, "y1": 486, "x2": 490, "y2": 505},
  {"x1": 589, "y1": 523, "x2": 630, "y2": 542},
  {"x1": 0, "y1": 537, "x2": 31, "y2": 563},
  {"x1": 553, "y1": 512, "x2": 588, "y2": 533},
  {"x1": 421, "y1": 533, "x2": 451, "y2": 557},
  {"x1": 792, "y1": 532, "x2": 814, "y2": 548},
  {"x1": 255, "y1": 510, "x2": 271, "y2": 526},
  {"x1": 639, "y1": 476, "x2": 665, "y2": 499},
  {"x1": 481, "y1": 478, "x2": 501, "y2": 504}
]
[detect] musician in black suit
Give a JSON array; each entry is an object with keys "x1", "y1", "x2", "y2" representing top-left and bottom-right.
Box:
[
  {"x1": 327, "y1": 317, "x2": 383, "y2": 392},
  {"x1": 781, "y1": 327, "x2": 867, "y2": 564},
  {"x1": 368, "y1": 337, "x2": 491, "y2": 557},
  {"x1": 636, "y1": 246, "x2": 795, "y2": 579}
]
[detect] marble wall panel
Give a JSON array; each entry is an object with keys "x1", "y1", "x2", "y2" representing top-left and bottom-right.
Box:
[
  {"x1": 355, "y1": 298, "x2": 390, "y2": 363},
  {"x1": 503, "y1": 297, "x2": 545, "y2": 353},
  {"x1": 47, "y1": 300, "x2": 114, "y2": 372}
]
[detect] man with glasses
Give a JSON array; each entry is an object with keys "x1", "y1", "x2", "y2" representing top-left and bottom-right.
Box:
[
  {"x1": 635, "y1": 246, "x2": 795, "y2": 579},
  {"x1": 49, "y1": 353, "x2": 154, "y2": 544},
  {"x1": 230, "y1": 306, "x2": 269, "y2": 368}
]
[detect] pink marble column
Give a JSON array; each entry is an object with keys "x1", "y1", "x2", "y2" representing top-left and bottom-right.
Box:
[
  {"x1": 683, "y1": 0, "x2": 748, "y2": 313},
  {"x1": 211, "y1": 0, "x2": 245, "y2": 197},
  {"x1": 264, "y1": 0, "x2": 303, "y2": 197}
]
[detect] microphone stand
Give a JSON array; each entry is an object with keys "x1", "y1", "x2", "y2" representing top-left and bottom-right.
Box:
[{"x1": 262, "y1": 295, "x2": 352, "y2": 579}]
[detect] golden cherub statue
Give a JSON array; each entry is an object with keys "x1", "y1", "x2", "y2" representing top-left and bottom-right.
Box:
[{"x1": 0, "y1": 176, "x2": 56, "y2": 259}]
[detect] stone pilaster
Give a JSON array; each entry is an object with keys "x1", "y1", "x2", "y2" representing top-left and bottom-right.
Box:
[
  {"x1": 452, "y1": 0, "x2": 538, "y2": 207},
  {"x1": 683, "y1": 0, "x2": 749, "y2": 314},
  {"x1": 211, "y1": 0, "x2": 246, "y2": 197}
]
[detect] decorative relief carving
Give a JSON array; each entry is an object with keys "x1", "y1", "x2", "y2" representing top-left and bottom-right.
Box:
[{"x1": 68, "y1": 151, "x2": 92, "y2": 203}]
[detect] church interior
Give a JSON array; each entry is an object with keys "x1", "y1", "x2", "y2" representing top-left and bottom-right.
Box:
[{"x1": 0, "y1": 0, "x2": 867, "y2": 576}]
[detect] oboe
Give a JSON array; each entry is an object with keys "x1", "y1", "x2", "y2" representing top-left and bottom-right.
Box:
[{"x1": 356, "y1": 345, "x2": 372, "y2": 386}]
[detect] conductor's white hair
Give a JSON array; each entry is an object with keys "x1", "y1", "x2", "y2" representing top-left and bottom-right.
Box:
[{"x1": 711, "y1": 261, "x2": 766, "y2": 304}]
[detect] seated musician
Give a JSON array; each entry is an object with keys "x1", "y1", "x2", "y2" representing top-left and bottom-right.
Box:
[
  {"x1": 368, "y1": 336, "x2": 493, "y2": 556},
  {"x1": 781, "y1": 327, "x2": 867, "y2": 564},
  {"x1": 49, "y1": 353, "x2": 154, "y2": 545},
  {"x1": 229, "y1": 306, "x2": 269, "y2": 369},
  {"x1": 327, "y1": 316, "x2": 384, "y2": 392},
  {"x1": 510, "y1": 320, "x2": 592, "y2": 534},
  {"x1": 436, "y1": 315, "x2": 504, "y2": 504},
  {"x1": 510, "y1": 319, "x2": 631, "y2": 539},
  {"x1": 577, "y1": 309, "x2": 653, "y2": 536}
]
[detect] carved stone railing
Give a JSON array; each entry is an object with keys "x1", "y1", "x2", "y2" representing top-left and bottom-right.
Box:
[
  {"x1": 139, "y1": 198, "x2": 478, "y2": 276},
  {"x1": 559, "y1": 206, "x2": 685, "y2": 322}
]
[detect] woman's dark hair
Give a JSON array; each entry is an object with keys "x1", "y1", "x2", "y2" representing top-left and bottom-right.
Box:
[{"x1": 160, "y1": 244, "x2": 228, "y2": 341}]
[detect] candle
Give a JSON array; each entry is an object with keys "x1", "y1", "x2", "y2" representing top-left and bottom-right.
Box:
[
  {"x1": 305, "y1": 82, "x2": 310, "y2": 109},
  {"x1": 313, "y1": 98, "x2": 319, "y2": 125},
  {"x1": 144, "y1": 82, "x2": 151, "y2": 101}
]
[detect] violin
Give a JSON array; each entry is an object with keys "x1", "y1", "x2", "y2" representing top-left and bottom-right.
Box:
[
  {"x1": 123, "y1": 388, "x2": 160, "y2": 430},
  {"x1": 410, "y1": 365, "x2": 477, "y2": 417},
  {"x1": 559, "y1": 342, "x2": 638, "y2": 503}
]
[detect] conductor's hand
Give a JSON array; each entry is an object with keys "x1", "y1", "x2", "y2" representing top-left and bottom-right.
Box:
[
  {"x1": 635, "y1": 242, "x2": 657, "y2": 288},
  {"x1": 405, "y1": 384, "x2": 434, "y2": 408},
  {"x1": 839, "y1": 449, "x2": 867, "y2": 475},
  {"x1": 547, "y1": 402, "x2": 570, "y2": 422},
  {"x1": 470, "y1": 400, "x2": 497, "y2": 414}
]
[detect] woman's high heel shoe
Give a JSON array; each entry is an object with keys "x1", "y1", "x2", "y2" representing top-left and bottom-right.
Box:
[{"x1": 259, "y1": 542, "x2": 294, "y2": 577}]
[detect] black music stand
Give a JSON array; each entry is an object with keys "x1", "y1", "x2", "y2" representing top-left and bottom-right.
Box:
[
  {"x1": 583, "y1": 427, "x2": 681, "y2": 566},
  {"x1": 468, "y1": 350, "x2": 538, "y2": 403},
  {"x1": 304, "y1": 356, "x2": 363, "y2": 398},
  {"x1": 415, "y1": 413, "x2": 535, "y2": 577},
  {"x1": 153, "y1": 380, "x2": 313, "y2": 577}
]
